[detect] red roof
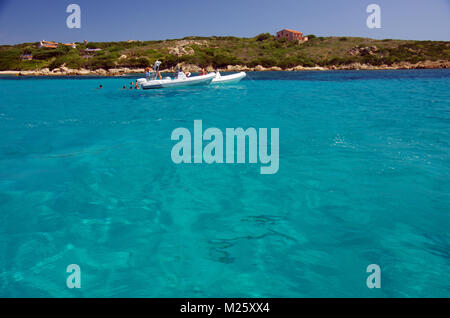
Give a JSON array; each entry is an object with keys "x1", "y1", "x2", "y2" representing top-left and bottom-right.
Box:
[
  {"x1": 42, "y1": 41, "x2": 58, "y2": 45},
  {"x1": 279, "y1": 29, "x2": 302, "y2": 34}
]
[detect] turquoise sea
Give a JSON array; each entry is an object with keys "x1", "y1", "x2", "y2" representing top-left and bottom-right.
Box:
[{"x1": 0, "y1": 70, "x2": 449, "y2": 297}]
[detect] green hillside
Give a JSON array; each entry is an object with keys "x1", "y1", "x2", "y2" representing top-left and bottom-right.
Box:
[{"x1": 1, "y1": 34, "x2": 449, "y2": 71}]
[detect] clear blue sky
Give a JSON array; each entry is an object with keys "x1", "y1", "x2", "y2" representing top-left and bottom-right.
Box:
[{"x1": 0, "y1": 0, "x2": 449, "y2": 44}]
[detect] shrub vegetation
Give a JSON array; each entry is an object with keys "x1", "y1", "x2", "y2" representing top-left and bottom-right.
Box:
[{"x1": 0, "y1": 36, "x2": 448, "y2": 71}]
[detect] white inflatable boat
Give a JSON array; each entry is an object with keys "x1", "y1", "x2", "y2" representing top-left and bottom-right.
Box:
[
  {"x1": 138, "y1": 72, "x2": 215, "y2": 90},
  {"x1": 211, "y1": 71, "x2": 246, "y2": 84}
]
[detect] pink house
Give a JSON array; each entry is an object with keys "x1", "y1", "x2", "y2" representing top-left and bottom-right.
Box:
[{"x1": 276, "y1": 29, "x2": 309, "y2": 42}]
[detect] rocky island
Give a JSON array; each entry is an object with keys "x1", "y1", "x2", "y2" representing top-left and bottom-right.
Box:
[{"x1": 1, "y1": 34, "x2": 449, "y2": 76}]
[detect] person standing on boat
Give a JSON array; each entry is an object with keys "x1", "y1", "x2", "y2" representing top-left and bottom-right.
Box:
[
  {"x1": 152, "y1": 61, "x2": 163, "y2": 80},
  {"x1": 145, "y1": 67, "x2": 151, "y2": 80}
]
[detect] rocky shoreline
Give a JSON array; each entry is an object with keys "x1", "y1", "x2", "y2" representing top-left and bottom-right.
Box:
[{"x1": 1, "y1": 60, "x2": 448, "y2": 76}]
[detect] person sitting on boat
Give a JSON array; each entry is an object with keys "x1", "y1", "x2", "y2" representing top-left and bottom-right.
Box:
[
  {"x1": 182, "y1": 67, "x2": 191, "y2": 78},
  {"x1": 175, "y1": 66, "x2": 188, "y2": 80},
  {"x1": 199, "y1": 68, "x2": 208, "y2": 76}
]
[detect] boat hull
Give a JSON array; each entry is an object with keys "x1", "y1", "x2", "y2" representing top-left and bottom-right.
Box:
[
  {"x1": 211, "y1": 72, "x2": 246, "y2": 84},
  {"x1": 140, "y1": 73, "x2": 215, "y2": 90}
]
